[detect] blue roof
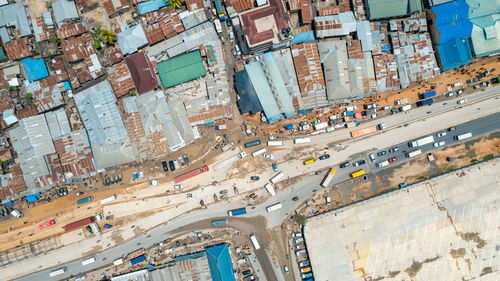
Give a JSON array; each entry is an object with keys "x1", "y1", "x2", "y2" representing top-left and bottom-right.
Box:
[
  {"x1": 245, "y1": 62, "x2": 282, "y2": 122},
  {"x1": 138, "y1": 0, "x2": 168, "y2": 15},
  {"x1": 205, "y1": 244, "x2": 236, "y2": 281},
  {"x1": 291, "y1": 30, "x2": 315, "y2": 45},
  {"x1": 437, "y1": 38, "x2": 473, "y2": 71},
  {"x1": 22, "y1": 58, "x2": 49, "y2": 82},
  {"x1": 234, "y1": 70, "x2": 263, "y2": 115},
  {"x1": 26, "y1": 193, "x2": 40, "y2": 202},
  {"x1": 261, "y1": 52, "x2": 295, "y2": 118},
  {"x1": 0, "y1": 46, "x2": 5, "y2": 60},
  {"x1": 431, "y1": 0, "x2": 473, "y2": 43}
]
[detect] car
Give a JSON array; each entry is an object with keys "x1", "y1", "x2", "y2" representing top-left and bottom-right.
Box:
[
  {"x1": 250, "y1": 176, "x2": 260, "y2": 181},
  {"x1": 388, "y1": 157, "x2": 397, "y2": 163},
  {"x1": 223, "y1": 134, "x2": 229, "y2": 140},
  {"x1": 383, "y1": 105, "x2": 392, "y2": 110},
  {"x1": 388, "y1": 147, "x2": 399, "y2": 153},
  {"x1": 264, "y1": 153, "x2": 273, "y2": 159},
  {"x1": 315, "y1": 171, "x2": 321, "y2": 175},
  {"x1": 85, "y1": 226, "x2": 93, "y2": 234},
  {"x1": 399, "y1": 182, "x2": 407, "y2": 188},
  {"x1": 295, "y1": 244, "x2": 303, "y2": 250},
  {"x1": 242, "y1": 270, "x2": 252, "y2": 276},
  {"x1": 352, "y1": 160, "x2": 366, "y2": 167},
  {"x1": 291, "y1": 232, "x2": 302, "y2": 237},
  {"x1": 249, "y1": 193, "x2": 257, "y2": 199},
  {"x1": 162, "y1": 161, "x2": 168, "y2": 171},
  {"x1": 283, "y1": 265, "x2": 289, "y2": 274},
  {"x1": 457, "y1": 89, "x2": 464, "y2": 94},
  {"x1": 446, "y1": 92, "x2": 455, "y2": 97},
  {"x1": 292, "y1": 196, "x2": 299, "y2": 201},
  {"x1": 168, "y1": 160, "x2": 175, "y2": 171},
  {"x1": 377, "y1": 151, "x2": 387, "y2": 156},
  {"x1": 433, "y1": 141, "x2": 446, "y2": 147},
  {"x1": 448, "y1": 127, "x2": 456, "y2": 131},
  {"x1": 174, "y1": 184, "x2": 182, "y2": 189},
  {"x1": 226, "y1": 17, "x2": 231, "y2": 26},
  {"x1": 272, "y1": 163, "x2": 278, "y2": 172},
  {"x1": 295, "y1": 249, "x2": 306, "y2": 256},
  {"x1": 319, "y1": 154, "x2": 330, "y2": 160},
  {"x1": 457, "y1": 98, "x2": 468, "y2": 104},
  {"x1": 194, "y1": 232, "x2": 202, "y2": 238},
  {"x1": 339, "y1": 162, "x2": 350, "y2": 168},
  {"x1": 365, "y1": 104, "x2": 373, "y2": 109},
  {"x1": 437, "y1": 132, "x2": 447, "y2": 137},
  {"x1": 371, "y1": 114, "x2": 377, "y2": 119},
  {"x1": 76, "y1": 192, "x2": 84, "y2": 196},
  {"x1": 369, "y1": 154, "x2": 376, "y2": 162}
]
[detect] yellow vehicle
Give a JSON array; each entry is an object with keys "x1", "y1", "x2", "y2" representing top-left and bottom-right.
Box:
[
  {"x1": 350, "y1": 169, "x2": 365, "y2": 178},
  {"x1": 321, "y1": 168, "x2": 336, "y2": 187},
  {"x1": 303, "y1": 158, "x2": 315, "y2": 165}
]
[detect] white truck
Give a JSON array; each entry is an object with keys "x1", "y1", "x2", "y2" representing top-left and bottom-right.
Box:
[
  {"x1": 267, "y1": 141, "x2": 283, "y2": 146},
  {"x1": 264, "y1": 183, "x2": 276, "y2": 196},
  {"x1": 395, "y1": 98, "x2": 408, "y2": 105},
  {"x1": 221, "y1": 141, "x2": 235, "y2": 152},
  {"x1": 399, "y1": 104, "x2": 412, "y2": 111},
  {"x1": 294, "y1": 138, "x2": 311, "y2": 144},
  {"x1": 148, "y1": 179, "x2": 159, "y2": 186},
  {"x1": 270, "y1": 171, "x2": 284, "y2": 184},
  {"x1": 407, "y1": 149, "x2": 422, "y2": 158},
  {"x1": 214, "y1": 20, "x2": 222, "y2": 34},
  {"x1": 454, "y1": 132, "x2": 472, "y2": 141},
  {"x1": 408, "y1": 135, "x2": 435, "y2": 147},
  {"x1": 376, "y1": 160, "x2": 389, "y2": 168},
  {"x1": 251, "y1": 147, "x2": 267, "y2": 157},
  {"x1": 266, "y1": 203, "x2": 282, "y2": 212},
  {"x1": 11, "y1": 209, "x2": 23, "y2": 218},
  {"x1": 314, "y1": 123, "x2": 328, "y2": 130}
]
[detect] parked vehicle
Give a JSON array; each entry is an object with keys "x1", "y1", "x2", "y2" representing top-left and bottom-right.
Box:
[
  {"x1": 339, "y1": 162, "x2": 350, "y2": 168},
  {"x1": 388, "y1": 147, "x2": 399, "y2": 153},
  {"x1": 250, "y1": 176, "x2": 260, "y2": 181},
  {"x1": 173, "y1": 166, "x2": 209, "y2": 183},
  {"x1": 77, "y1": 196, "x2": 93, "y2": 205},
  {"x1": 228, "y1": 208, "x2": 247, "y2": 216},
  {"x1": 437, "y1": 132, "x2": 447, "y2": 137},
  {"x1": 162, "y1": 161, "x2": 168, "y2": 171},
  {"x1": 272, "y1": 163, "x2": 278, "y2": 172},
  {"x1": 320, "y1": 168, "x2": 336, "y2": 187},
  {"x1": 291, "y1": 232, "x2": 302, "y2": 237},
  {"x1": 352, "y1": 160, "x2": 366, "y2": 167},
  {"x1": 211, "y1": 219, "x2": 228, "y2": 226},
  {"x1": 417, "y1": 98, "x2": 434, "y2": 107},
  {"x1": 377, "y1": 151, "x2": 386, "y2": 156},
  {"x1": 408, "y1": 135, "x2": 435, "y2": 147},
  {"x1": 457, "y1": 98, "x2": 468, "y2": 104},
  {"x1": 454, "y1": 132, "x2": 472, "y2": 141},
  {"x1": 319, "y1": 154, "x2": 330, "y2": 160},
  {"x1": 169, "y1": 160, "x2": 175, "y2": 171}
]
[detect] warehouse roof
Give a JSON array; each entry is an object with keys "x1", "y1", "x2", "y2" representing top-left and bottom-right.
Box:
[
  {"x1": 235, "y1": 69, "x2": 263, "y2": 115},
  {"x1": 467, "y1": 0, "x2": 500, "y2": 57},
  {"x1": 437, "y1": 38, "x2": 473, "y2": 71},
  {"x1": 318, "y1": 40, "x2": 351, "y2": 102},
  {"x1": 205, "y1": 244, "x2": 236, "y2": 281},
  {"x1": 157, "y1": 50, "x2": 207, "y2": 88},
  {"x1": 0, "y1": 1, "x2": 32, "y2": 41},
  {"x1": 431, "y1": 0, "x2": 472, "y2": 44},
  {"x1": 125, "y1": 52, "x2": 157, "y2": 94},
  {"x1": 22, "y1": 58, "x2": 49, "y2": 83},
  {"x1": 138, "y1": 0, "x2": 168, "y2": 14},
  {"x1": 366, "y1": 0, "x2": 422, "y2": 20},
  {"x1": 245, "y1": 62, "x2": 282, "y2": 122},
  {"x1": 314, "y1": 12, "x2": 356, "y2": 38},
  {"x1": 261, "y1": 52, "x2": 295, "y2": 118}
]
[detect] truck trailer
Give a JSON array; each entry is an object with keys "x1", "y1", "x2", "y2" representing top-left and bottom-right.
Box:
[
  {"x1": 417, "y1": 98, "x2": 434, "y2": 107},
  {"x1": 420, "y1": 91, "x2": 436, "y2": 99},
  {"x1": 266, "y1": 203, "x2": 282, "y2": 212},
  {"x1": 77, "y1": 196, "x2": 93, "y2": 205},
  {"x1": 63, "y1": 217, "x2": 95, "y2": 232},
  {"x1": 294, "y1": 138, "x2": 311, "y2": 144},
  {"x1": 408, "y1": 135, "x2": 434, "y2": 147},
  {"x1": 251, "y1": 147, "x2": 267, "y2": 157},
  {"x1": 264, "y1": 183, "x2": 276, "y2": 196},
  {"x1": 174, "y1": 166, "x2": 209, "y2": 183},
  {"x1": 320, "y1": 168, "x2": 336, "y2": 187},
  {"x1": 244, "y1": 140, "x2": 261, "y2": 148},
  {"x1": 350, "y1": 123, "x2": 386, "y2": 138},
  {"x1": 228, "y1": 207, "x2": 247, "y2": 216},
  {"x1": 267, "y1": 141, "x2": 283, "y2": 146},
  {"x1": 269, "y1": 171, "x2": 284, "y2": 184}
]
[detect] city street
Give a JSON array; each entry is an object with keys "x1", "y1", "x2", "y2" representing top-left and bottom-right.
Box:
[{"x1": 11, "y1": 90, "x2": 500, "y2": 281}]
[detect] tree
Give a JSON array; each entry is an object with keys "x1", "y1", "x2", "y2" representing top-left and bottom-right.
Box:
[
  {"x1": 51, "y1": 37, "x2": 60, "y2": 44},
  {"x1": 128, "y1": 90, "x2": 136, "y2": 96},
  {"x1": 169, "y1": 0, "x2": 182, "y2": 10},
  {"x1": 26, "y1": 93, "x2": 33, "y2": 103},
  {"x1": 99, "y1": 29, "x2": 116, "y2": 45},
  {"x1": 293, "y1": 214, "x2": 307, "y2": 226},
  {"x1": 94, "y1": 40, "x2": 102, "y2": 50},
  {"x1": 3, "y1": 83, "x2": 9, "y2": 90}
]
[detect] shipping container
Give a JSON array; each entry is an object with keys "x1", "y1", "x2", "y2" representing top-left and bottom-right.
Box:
[
  {"x1": 420, "y1": 91, "x2": 436, "y2": 99},
  {"x1": 269, "y1": 172, "x2": 284, "y2": 184},
  {"x1": 63, "y1": 217, "x2": 95, "y2": 232},
  {"x1": 284, "y1": 124, "x2": 295, "y2": 130},
  {"x1": 264, "y1": 183, "x2": 276, "y2": 196},
  {"x1": 407, "y1": 149, "x2": 422, "y2": 158},
  {"x1": 251, "y1": 147, "x2": 267, "y2": 157},
  {"x1": 228, "y1": 207, "x2": 247, "y2": 216},
  {"x1": 100, "y1": 195, "x2": 117, "y2": 204},
  {"x1": 267, "y1": 141, "x2": 283, "y2": 146},
  {"x1": 266, "y1": 202, "x2": 282, "y2": 212},
  {"x1": 250, "y1": 233, "x2": 260, "y2": 250},
  {"x1": 294, "y1": 138, "x2": 311, "y2": 144},
  {"x1": 174, "y1": 166, "x2": 209, "y2": 183},
  {"x1": 77, "y1": 196, "x2": 93, "y2": 205},
  {"x1": 454, "y1": 132, "x2": 472, "y2": 141},
  {"x1": 129, "y1": 255, "x2": 146, "y2": 265},
  {"x1": 245, "y1": 140, "x2": 261, "y2": 148},
  {"x1": 350, "y1": 169, "x2": 365, "y2": 179},
  {"x1": 39, "y1": 219, "x2": 57, "y2": 230},
  {"x1": 320, "y1": 168, "x2": 336, "y2": 187},
  {"x1": 303, "y1": 158, "x2": 315, "y2": 165},
  {"x1": 211, "y1": 219, "x2": 228, "y2": 226}
]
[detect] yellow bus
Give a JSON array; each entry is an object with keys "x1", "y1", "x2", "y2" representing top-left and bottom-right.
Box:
[
  {"x1": 350, "y1": 169, "x2": 365, "y2": 178},
  {"x1": 303, "y1": 158, "x2": 315, "y2": 165}
]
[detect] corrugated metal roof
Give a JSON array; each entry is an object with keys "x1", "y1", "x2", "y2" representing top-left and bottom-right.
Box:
[
  {"x1": 437, "y1": 38, "x2": 473, "y2": 71},
  {"x1": 261, "y1": 52, "x2": 295, "y2": 118},
  {"x1": 315, "y1": 12, "x2": 356, "y2": 38},
  {"x1": 22, "y1": 58, "x2": 49, "y2": 82},
  {"x1": 0, "y1": 2, "x2": 32, "y2": 37},
  {"x1": 45, "y1": 108, "x2": 71, "y2": 140},
  {"x1": 318, "y1": 40, "x2": 351, "y2": 102},
  {"x1": 117, "y1": 24, "x2": 149, "y2": 55},
  {"x1": 158, "y1": 50, "x2": 206, "y2": 88},
  {"x1": 205, "y1": 244, "x2": 236, "y2": 281},
  {"x1": 179, "y1": 8, "x2": 209, "y2": 30},
  {"x1": 138, "y1": 0, "x2": 168, "y2": 14},
  {"x1": 366, "y1": 0, "x2": 422, "y2": 20},
  {"x1": 52, "y1": 0, "x2": 79, "y2": 25},
  {"x1": 245, "y1": 62, "x2": 282, "y2": 122},
  {"x1": 431, "y1": 0, "x2": 473, "y2": 43}
]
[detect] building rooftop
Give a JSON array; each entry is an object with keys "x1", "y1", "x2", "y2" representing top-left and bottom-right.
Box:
[
  {"x1": 205, "y1": 244, "x2": 236, "y2": 281},
  {"x1": 261, "y1": 52, "x2": 295, "y2": 118},
  {"x1": 0, "y1": 1, "x2": 32, "y2": 42},
  {"x1": 53, "y1": 129, "x2": 94, "y2": 181},
  {"x1": 179, "y1": 8, "x2": 209, "y2": 30},
  {"x1": 4, "y1": 37, "x2": 31, "y2": 60},
  {"x1": 138, "y1": 0, "x2": 168, "y2": 14},
  {"x1": 103, "y1": 0, "x2": 130, "y2": 17},
  {"x1": 52, "y1": 0, "x2": 79, "y2": 26},
  {"x1": 373, "y1": 53, "x2": 400, "y2": 92},
  {"x1": 58, "y1": 21, "x2": 86, "y2": 39},
  {"x1": 32, "y1": 12, "x2": 56, "y2": 42},
  {"x1": 318, "y1": 40, "x2": 351, "y2": 102},
  {"x1": 244, "y1": 62, "x2": 282, "y2": 122},
  {"x1": 108, "y1": 62, "x2": 135, "y2": 97},
  {"x1": 22, "y1": 58, "x2": 49, "y2": 83},
  {"x1": 235, "y1": 69, "x2": 263, "y2": 115},
  {"x1": 125, "y1": 52, "x2": 158, "y2": 94},
  {"x1": 32, "y1": 84, "x2": 65, "y2": 113},
  {"x1": 436, "y1": 38, "x2": 473, "y2": 71},
  {"x1": 0, "y1": 164, "x2": 27, "y2": 201},
  {"x1": 467, "y1": 0, "x2": 500, "y2": 57},
  {"x1": 158, "y1": 50, "x2": 207, "y2": 88},
  {"x1": 366, "y1": 0, "x2": 422, "y2": 20},
  {"x1": 74, "y1": 81, "x2": 137, "y2": 170},
  {"x1": 315, "y1": 12, "x2": 356, "y2": 38},
  {"x1": 117, "y1": 24, "x2": 149, "y2": 55},
  {"x1": 44, "y1": 108, "x2": 71, "y2": 140},
  {"x1": 431, "y1": 0, "x2": 473, "y2": 44}
]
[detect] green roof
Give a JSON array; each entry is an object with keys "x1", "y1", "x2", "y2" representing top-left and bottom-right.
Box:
[
  {"x1": 0, "y1": 46, "x2": 6, "y2": 61},
  {"x1": 158, "y1": 50, "x2": 207, "y2": 88},
  {"x1": 367, "y1": 0, "x2": 422, "y2": 20}
]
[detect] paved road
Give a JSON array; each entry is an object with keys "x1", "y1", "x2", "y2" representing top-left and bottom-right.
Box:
[{"x1": 19, "y1": 107, "x2": 500, "y2": 281}]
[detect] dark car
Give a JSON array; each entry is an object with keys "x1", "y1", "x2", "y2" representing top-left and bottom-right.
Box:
[
  {"x1": 242, "y1": 270, "x2": 252, "y2": 276},
  {"x1": 353, "y1": 160, "x2": 366, "y2": 167},
  {"x1": 183, "y1": 154, "x2": 190, "y2": 166},
  {"x1": 162, "y1": 161, "x2": 168, "y2": 172},
  {"x1": 399, "y1": 182, "x2": 407, "y2": 188},
  {"x1": 292, "y1": 196, "x2": 299, "y2": 201},
  {"x1": 339, "y1": 162, "x2": 350, "y2": 168},
  {"x1": 250, "y1": 176, "x2": 260, "y2": 181},
  {"x1": 377, "y1": 151, "x2": 387, "y2": 156},
  {"x1": 319, "y1": 154, "x2": 330, "y2": 160},
  {"x1": 388, "y1": 147, "x2": 399, "y2": 153},
  {"x1": 226, "y1": 17, "x2": 232, "y2": 27},
  {"x1": 223, "y1": 134, "x2": 229, "y2": 140},
  {"x1": 169, "y1": 160, "x2": 175, "y2": 171},
  {"x1": 85, "y1": 226, "x2": 93, "y2": 234}
]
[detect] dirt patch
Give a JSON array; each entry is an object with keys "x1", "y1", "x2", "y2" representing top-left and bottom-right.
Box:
[
  {"x1": 480, "y1": 266, "x2": 493, "y2": 277},
  {"x1": 110, "y1": 230, "x2": 125, "y2": 245},
  {"x1": 404, "y1": 256, "x2": 440, "y2": 278},
  {"x1": 458, "y1": 232, "x2": 486, "y2": 249},
  {"x1": 450, "y1": 248, "x2": 466, "y2": 259}
]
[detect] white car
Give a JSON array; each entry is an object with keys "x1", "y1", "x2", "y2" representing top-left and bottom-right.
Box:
[
  {"x1": 194, "y1": 232, "x2": 202, "y2": 237},
  {"x1": 264, "y1": 153, "x2": 273, "y2": 159},
  {"x1": 457, "y1": 98, "x2": 468, "y2": 104},
  {"x1": 283, "y1": 265, "x2": 289, "y2": 274},
  {"x1": 291, "y1": 232, "x2": 302, "y2": 237},
  {"x1": 174, "y1": 184, "x2": 183, "y2": 189},
  {"x1": 370, "y1": 114, "x2": 377, "y2": 119},
  {"x1": 446, "y1": 92, "x2": 455, "y2": 97},
  {"x1": 433, "y1": 141, "x2": 446, "y2": 148},
  {"x1": 383, "y1": 105, "x2": 392, "y2": 110},
  {"x1": 437, "y1": 132, "x2": 446, "y2": 137},
  {"x1": 238, "y1": 151, "x2": 247, "y2": 159}
]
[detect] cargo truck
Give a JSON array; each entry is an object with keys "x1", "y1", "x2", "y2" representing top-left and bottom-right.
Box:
[
  {"x1": 350, "y1": 169, "x2": 365, "y2": 178},
  {"x1": 251, "y1": 147, "x2": 267, "y2": 157},
  {"x1": 454, "y1": 132, "x2": 472, "y2": 141},
  {"x1": 221, "y1": 141, "x2": 235, "y2": 152},
  {"x1": 267, "y1": 141, "x2": 283, "y2": 146},
  {"x1": 49, "y1": 268, "x2": 66, "y2": 277},
  {"x1": 266, "y1": 203, "x2": 282, "y2": 212},
  {"x1": 343, "y1": 111, "x2": 355, "y2": 117},
  {"x1": 63, "y1": 217, "x2": 95, "y2": 232},
  {"x1": 39, "y1": 219, "x2": 57, "y2": 229},
  {"x1": 284, "y1": 124, "x2": 295, "y2": 130},
  {"x1": 245, "y1": 140, "x2": 261, "y2": 148},
  {"x1": 214, "y1": 20, "x2": 222, "y2": 34},
  {"x1": 269, "y1": 172, "x2": 284, "y2": 184},
  {"x1": 417, "y1": 98, "x2": 434, "y2": 107},
  {"x1": 228, "y1": 207, "x2": 247, "y2": 216},
  {"x1": 101, "y1": 195, "x2": 117, "y2": 204},
  {"x1": 350, "y1": 123, "x2": 386, "y2": 138},
  {"x1": 77, "y1": 196, "x2": 93, "y2": 205},
  {"x1": 303, "y1": 158, "x2": 315, "y2": 165},
  {"x1": 408, "y1": 135, "x2": 434, "y2": 147},
  {"x1": 395, "y1": 98, "x2": 408, "y2": 105},
  {"x1": 82, "y1": 257, "x2": 96, "y2": 266},
  {"x1": 174, "y1": 166, "x2": 209, "y2": 183},
  {"x1": 345, "y1": 121, "x2": 358, "y2": 128},
  {"x1": 211, "y1": 219, "x2": 228, "y2": 226},
  {"x1": 250, "y1": 233, "x2": 260, "y2": 250},
  {"x1": 320, "y1": 168, "x2": 336, "y2": 187},
  {"x1": 420, "y1": 91, "x2": 436, "y2": 99},
  {"x1": 294, "y1": 138, "x2": 311, "y2": 144},
  {"x1": 215, "y1": 124, "x2": 226, "y2": 130},
  {"x1": 406, "y1": 149, "x2": 422, "y2": 158},
  {"x1": 314, "y1": 122, "x2": 328, "y2": 130},
  {"x1": 399, "y1": 104, "x2": 412, "y2": 111},
  {"x1": 300, "y1": 266, "x2": 311, "y2": 273},
  {"x1": 376, "y1": 160, "x2": 389, "y2": 168},
  {"x1": 264, "y1": 183, "x2": 276, "y2": 196},
  {"x1": 129, "y1": 255, "x2": 146, "y2": 265}
]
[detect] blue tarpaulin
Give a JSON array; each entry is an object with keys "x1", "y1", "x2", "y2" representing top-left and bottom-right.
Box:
[
  {"x1": 75, "y1": 179, "x2": 84, "y2": 182},
  {"x1": 22, "y1": 58, "x2": 49, "y2": 82},
  {"x1": 63, "y1": 81, "x2": 71, "y2": 90},
  {"x1": 205, "y1": 121, "x2": 215, "y2": 125},
  {"x1": 291, "y1": 30, "x2": 315, "y2": 45},
  {"x1": 4, "y1": 201, "x2": 12, "y2": 206},
  {"x1": 138, "y1": 0, "x2": 168, "y2": 14},
  {"x1": 26, "y1": 193, "x2": 40, "y2": 203}
]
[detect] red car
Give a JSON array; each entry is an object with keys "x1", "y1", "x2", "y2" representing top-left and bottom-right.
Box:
[{"x1": 388, "y1": 157, "x2": 397, "y2": 163}]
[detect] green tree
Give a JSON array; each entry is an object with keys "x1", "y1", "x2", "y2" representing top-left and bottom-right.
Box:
[
  {"x1": 51, "y1": 37, "x2": 60, "y2": 44},
  {"x1": 169, "y1": 0, "x2": 182, "y2": 10},
  {"x1": 26, "y1": 92, "x2": 33, "y2": 103},
  {"x1": 294, "y1": 214, "x2": 307, "y2": 225},
  {"x1": 4, "y1": 83, "x2": 9, "y2": 90},
  {"x1": 129, "y1": 90, "x2": 136, "y2": 96},
  {"x1": 94, "y1": 40, "x2": 102, "y2": 50},
  {"x1": 99, "y1": 29, "x2": 116, "y2": 45}
]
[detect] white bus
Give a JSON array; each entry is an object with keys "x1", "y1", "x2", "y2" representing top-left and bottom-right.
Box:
[
  {"x1": 264, "y1": 183, "x2": 276, "y2": 196},
  {"x1": 294, "y1": 138, "x2": 311, "y2": 144},
  {"x1": 269, "y1": 171, "x2": 284, "y2": 184},
  {"x1": 251, "y1": 147, "x2": 267, "y2": 157},
  {"x1": 49, "y1": 267, "x2": 66, "y2": 277},
  {"x1": 455, "y1": 132, "x2": 472, "y2": 141},
  {"x1": 250, "y1": 233, "x2": 260, "y2": 250},
  {"x1": 266, "y1": 202, "x2": 282, "y2": 212},
  {"x1": 82, "y1": 256, "x2": 96, "y2": 266},
  {"x1": 407, "y1": 149, "x2": 422, "y2": 158},
  {"x1": 100, "y1": 195, "x2": 117, "y2": 204},
  {"x1": 267, "y1": 141, "x2": 283, "y2": 146}
]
